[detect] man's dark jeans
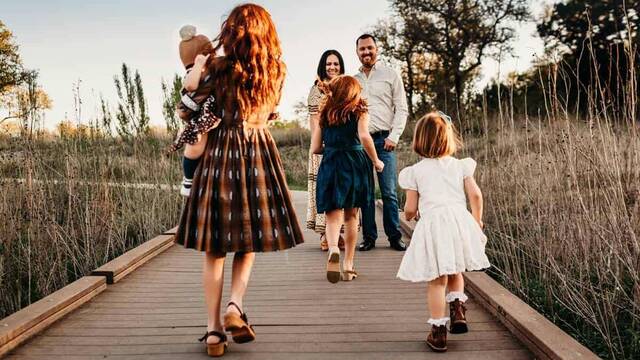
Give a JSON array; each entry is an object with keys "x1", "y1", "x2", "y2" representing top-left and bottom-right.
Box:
[{"x1": 362, "y1": 132, "x2": 403, "y2": 243}]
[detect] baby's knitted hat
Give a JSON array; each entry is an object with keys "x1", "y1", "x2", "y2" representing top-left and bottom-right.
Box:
[{"x1": 179, "y1": 25, "x2": 213, "y2": 69}]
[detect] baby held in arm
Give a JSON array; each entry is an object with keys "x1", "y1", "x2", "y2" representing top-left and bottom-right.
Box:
[{"x1": 169, "y1": 25, "x2": 220, "y2": 197}]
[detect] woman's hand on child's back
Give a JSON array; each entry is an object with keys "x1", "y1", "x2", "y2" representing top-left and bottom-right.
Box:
[{"x1": 374, "y1": 159, "x2": 385, "y2": 173}]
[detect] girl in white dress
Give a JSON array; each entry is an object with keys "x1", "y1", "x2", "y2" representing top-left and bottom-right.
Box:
[{"x1": 396, "y1": 111, "x2": 490, "y2": 353}]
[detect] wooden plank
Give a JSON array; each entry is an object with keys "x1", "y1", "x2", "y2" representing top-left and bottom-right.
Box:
[
  {"x1": 100, "y1": 288, "x2": 429, "y2": 297},
  {"x1": 162, "y1": 226, "x2": 178, "y2": 235},
  {"x1": 58, "y1": 316, "x2": 499, "y2": 329},
  {"x1": 43, "y1": 322, "x2": 507, "y2": 336},
  {"x1": 398, "y1": 214, "x2": 598, "y2": 360},
  {"x1": 0, "y1": 276, "x2": 106, "y2": 357},
  {"x1": 8, "y1": 349, "x2": 534, "y2": 360},
  {"x1": 13, "y1": 339, "x2": 524, "y2": 355},
  {"x1": 66, "y1": 310, "x2": 496, "y2": 323},
  {"x1": 88, "y1": 298, "x2": 432, "y2": 306},
  {"x1": 30, "y1": 330, "x2": 515, "y2": 345},
  {"x1": 91, "y1": 234, "x2": 174, "y2": 284},
  {"x1": 75, "y1": 302, "x2": 479, "y2": 314}
]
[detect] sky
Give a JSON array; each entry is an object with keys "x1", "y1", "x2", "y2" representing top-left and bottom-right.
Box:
[{"x1": 2, "y1": 0, "x2": 551, "y2": 130}]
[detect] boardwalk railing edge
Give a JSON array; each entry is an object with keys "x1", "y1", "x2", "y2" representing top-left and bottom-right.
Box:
[
  {"x1": 91, "y1": 233, "x2": 175, "y2": 284},
  {"x1": 0, "y1": 276, "x2": 106, "y2": 357},
  {"x1": 0, "y1": 226, "x2": 178, "y2": 358},
  {"x1": 394, "y1": 205, "x2": 600, "y2": 360}
]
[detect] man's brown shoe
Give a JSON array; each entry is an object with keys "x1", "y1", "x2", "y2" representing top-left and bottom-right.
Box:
[
  {"x1": 426, "y1": 324, "x2": 448, "y2": 352},
  {"x1": 449, "y1": 299, "x2": 468, "y2": 334}
]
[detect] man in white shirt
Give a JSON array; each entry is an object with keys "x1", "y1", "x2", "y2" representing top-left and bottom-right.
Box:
[{"x1": 354, "y1": 34, "x2": 408, "y2": 251}]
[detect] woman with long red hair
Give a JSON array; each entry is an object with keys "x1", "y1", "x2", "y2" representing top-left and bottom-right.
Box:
[
  {"x1": 173, "y1": 4, "x2": 304, "y2": 357},
  {"x1": 311, "y1": 75, "x2": 383, "y2": 283}
]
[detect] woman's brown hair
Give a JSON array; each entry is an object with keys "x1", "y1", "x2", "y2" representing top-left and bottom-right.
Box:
[
  {"x1": 208, "y1": 3, "x2": 286, "y2": 119},
  {"x1": 412, "y1": 112, "x2": 462, "y2": 158},
  {"x1": 318, "y1": 75, "x2": 367, "y2": 128}
]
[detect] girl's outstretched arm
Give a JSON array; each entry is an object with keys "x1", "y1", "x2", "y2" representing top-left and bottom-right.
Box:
[
  {"x1": 404, "y1": 189, "x2": 419, "y2": 221},
  {"x1": 358, "y1": 114, "x2": 384, "y2": 172},
  {"x1": 464, "y1": 177, "x2": 484, "y2": 228}
]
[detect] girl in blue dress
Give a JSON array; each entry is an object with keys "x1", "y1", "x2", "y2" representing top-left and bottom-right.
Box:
[{"x1": 311, "y1": 75, "x2": 384, "y2": 283}]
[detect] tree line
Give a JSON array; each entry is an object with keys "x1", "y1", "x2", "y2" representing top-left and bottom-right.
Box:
[
  {"x1": 372, "y1": 0, "x2": 639, "y2": 126},
  {"x1": 2, "y1": 1, "x2": 638, "y2": 138},
  {"x1": 0, "y1": 19, "x2": 183, "y2": 140}
]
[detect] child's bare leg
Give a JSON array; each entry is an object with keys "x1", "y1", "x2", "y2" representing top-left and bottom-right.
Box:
[
  {"x1": 181, "y1": 133, "x2": 209, "y2": 195},
  {"x1": 184, "y1": 132, "x2": 208, "y2": 159},
  {"x1": 325, "y1": 209, "x2": 343, "y2": 252},
  {"x1": 447, "y1": 273, "x2": 464, "y2": 294},
  {"x1": 325, "y1": 209, "x2": 343, "y2": 283},
  {"x1": 446, "y1": 273, "x2": 468, "y2": 302},
  {"x1": 427, "y1": 275, "x2": 448, "y2": 320},
  {"x1": 342, "y1": 208, "x2": 359, "y2": 271}
]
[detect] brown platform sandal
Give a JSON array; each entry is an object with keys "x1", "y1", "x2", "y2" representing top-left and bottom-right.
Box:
[
  {"x1": 326, "y1": 248, "x2": 341, "y2": 283},
  {"x1": 198, "y1": 330, "x2": 228, "y2": 357},
  {"x1": 320, "y1": 234, "x2": 329, "y2": 251},
  {"x1": 342, "y1": 268, "x2": 358, "y2": 281},
  {"x1": 224, "y1": 302, "x2": 256, "y2": 344},
  {"x1": 338, "y1": 235, "x2": 345, "y2": 250}
]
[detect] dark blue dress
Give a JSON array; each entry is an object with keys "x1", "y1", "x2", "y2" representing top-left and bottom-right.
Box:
[{"x1": 316, "y1": 114, "x2": 375, "y2": 213}]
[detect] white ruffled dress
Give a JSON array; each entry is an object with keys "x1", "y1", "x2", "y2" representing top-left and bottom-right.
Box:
[{"x1": 396, "y1": 156, "x2": 490, "y2": 282}]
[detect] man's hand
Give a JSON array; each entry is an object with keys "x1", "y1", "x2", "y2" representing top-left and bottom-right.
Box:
[{"x1": 383, "y1": 138, "x2": 396, "y2": 151}]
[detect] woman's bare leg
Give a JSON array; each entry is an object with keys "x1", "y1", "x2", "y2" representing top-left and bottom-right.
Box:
[
  {"x1": 203, "y1": 251, "x2": 225, "y2": 344},
  {"x1": 226, "y1": 252, "x2": 256, "y2": 315}
]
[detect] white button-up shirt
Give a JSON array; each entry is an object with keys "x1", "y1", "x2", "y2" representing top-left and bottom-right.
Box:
[{"x1": 355, "y1": 62, "x2": 408, "y2": 144}]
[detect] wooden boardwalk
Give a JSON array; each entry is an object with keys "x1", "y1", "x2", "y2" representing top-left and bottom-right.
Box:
[{"x1": 5, "y1": 191, "x2": 532, "y2": 359}]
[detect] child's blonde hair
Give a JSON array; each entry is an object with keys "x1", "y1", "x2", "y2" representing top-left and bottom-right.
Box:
[{"x1": 412, "y1": 111, "x2": 462, "y2": 158}]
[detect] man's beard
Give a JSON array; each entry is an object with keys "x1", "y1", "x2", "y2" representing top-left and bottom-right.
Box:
[{"x1": 361, "y1": 56, "x2": 375, "y2": 67}]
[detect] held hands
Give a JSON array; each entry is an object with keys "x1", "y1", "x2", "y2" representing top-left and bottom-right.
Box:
[
  {"x1": 374, "y1": 159, "x2": 385, "y2": 173},
  {"x1": 194, "y1": 53, "x2": 210, "y2": 69},
  {"x1": 383, "y1": 138, "x2": 396, "y2": 151}
]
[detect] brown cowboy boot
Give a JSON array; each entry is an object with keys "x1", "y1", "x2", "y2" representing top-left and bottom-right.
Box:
[
  {"x1": 449, "y1": 299, "x2": 468, "y2": 334},
  {"x1": 426, "y1": 324, "x2": 448, "y2": 352}
]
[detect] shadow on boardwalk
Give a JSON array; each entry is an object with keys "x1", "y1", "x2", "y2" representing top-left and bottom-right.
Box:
[{"x1": 6, "y1": 191, "x2": 531, "y2": 359}]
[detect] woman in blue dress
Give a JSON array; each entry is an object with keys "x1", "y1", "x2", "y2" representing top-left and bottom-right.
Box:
[{"x1": 311, "y1": 75, "x2": 384, "y2": 283}]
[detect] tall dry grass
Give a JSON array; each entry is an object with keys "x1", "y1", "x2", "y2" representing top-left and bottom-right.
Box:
[
  {"x1": 472, "y1": 116, "x2": 639, "y2": 359},
  {"x1": 473, "y1": 38, "x2": 639, "y2": 357},
  {"x1": 0, "y1": 135, "x2": 183, "y2": 319},
  {"x1": 277, "y1": 107, "x2": 639, "y2": 358}
]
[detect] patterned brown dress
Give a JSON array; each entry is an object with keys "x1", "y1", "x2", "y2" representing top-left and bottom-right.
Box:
[
  {"x1": 306, "y1": 84, "x2": 326, "y2": 234},
  {"x1": 174, "y1": 87, "x2": 304, "y2": 253}
]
